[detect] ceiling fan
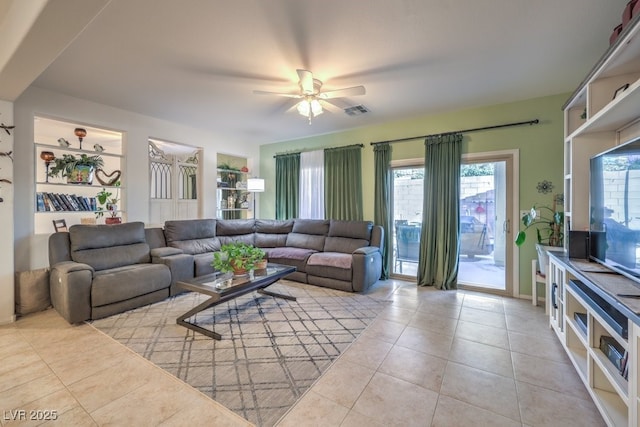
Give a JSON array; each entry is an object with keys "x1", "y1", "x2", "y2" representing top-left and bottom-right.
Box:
[{"x1": 253, "y1": 69, "x2": 366, "y2": 123}]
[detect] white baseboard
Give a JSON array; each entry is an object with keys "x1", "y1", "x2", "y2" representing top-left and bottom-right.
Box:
[{"x1": 0, "y1": 314, "x2": 17, "y2": 325}]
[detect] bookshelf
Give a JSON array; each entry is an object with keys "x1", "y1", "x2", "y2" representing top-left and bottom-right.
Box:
[{"x1": 34, "y1": 116, "x2": 124, "y2": 233}]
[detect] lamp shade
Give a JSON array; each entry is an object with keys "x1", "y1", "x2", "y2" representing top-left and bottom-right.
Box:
[{"x1": 247, "y1": 178, "x2": 265, "y2": 192}]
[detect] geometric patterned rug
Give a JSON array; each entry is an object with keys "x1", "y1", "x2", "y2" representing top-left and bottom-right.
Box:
[{"x1": 90, "y1": 280, "x2": 389, "y2": 426}]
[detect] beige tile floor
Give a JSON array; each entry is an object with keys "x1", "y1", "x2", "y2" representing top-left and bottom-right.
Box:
[{"x1": 0, "y1": 279, "x2": 605, "y2": 426}]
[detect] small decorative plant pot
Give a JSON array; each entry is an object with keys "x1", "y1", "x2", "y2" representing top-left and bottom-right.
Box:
[
  {"x1": 254, "y1": 259, "x2": 268, "y2": 270},
  {"x1": 105, "y1": 217, "x2": 122, "y2": 225},
  {"x1": 232, "y1": 267, "x2": 248, "y2": 277},
  {"x1": 67, "y1": 166, "x2": 94, "y2": 185}
]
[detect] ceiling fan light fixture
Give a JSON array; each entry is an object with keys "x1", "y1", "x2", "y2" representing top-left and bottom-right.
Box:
[
  {"x1": 297, "y1": 100, "x2": 310, "y2": 116},
  {"x1": 297, "y1": 97, "x2": 323, "y2": 123},
  {"x1": 310, "y1": 99, "x2": 323, "y2": 116}
]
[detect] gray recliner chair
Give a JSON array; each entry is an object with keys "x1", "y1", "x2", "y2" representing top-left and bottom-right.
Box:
[{"x1": 48, "y1": 222, "x2": 172, "y2": 323}]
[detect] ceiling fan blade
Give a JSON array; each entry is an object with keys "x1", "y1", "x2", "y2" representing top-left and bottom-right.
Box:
[
  {"x1": 253, "y1": 90, "x2": 301, "y2": 99},
  {"x1": 297, "y1": 69, "x2": 315, "y2": 94},
  {"x1": 319, "y1": 100, "x2": 344, "y2": 114},
  {"x1": 319, "y1": 85, "x2": 366, "y2": 99}
]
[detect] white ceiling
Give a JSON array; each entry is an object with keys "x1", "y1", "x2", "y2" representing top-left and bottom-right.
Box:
[{"x1": 4, "y1": 0, "x2": 630, "y2": 145}]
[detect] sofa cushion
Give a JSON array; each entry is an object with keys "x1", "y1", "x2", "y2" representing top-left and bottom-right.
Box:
[
  {"x1": 194, "y1": 253, "x2": 216, "y2": 276},
  {"x1": 292, "y1": 219, "x2": 330, "y2": 235},
  {"x1": 216, "y1": 219, "x2": 256, "y2": 235},
  {"x1": 170, "y1": 237, "x2": 221, "y2": 255},
  {"x1": 306, "y1": 252, "x2": 353, "y2": 281},
  {"x1": 324, "y1": 237, "x2": 370, "y2": 254},
  {"x1": 286, "y1": 233, "x2": 325, "y2": 251},
  {"x1": 255, "y1": 219, "x2": 293, "y2": 248},
  {"x1": 255, "y1": 219, "x2": 294, "y2": 233},
  {"x1": 265, "y1": 247, "x2": 317, "y2": 273},
  {"x1": 91, "y1": 263, "x2": 171, "y2": 307},
  {"x1": 165, "y1": 219, "x2": 216, "y2": 241},
  {"x1": 255, "y1": 233, "x2": 288, "y2": 248},
  {"x1": 163, "y1": 219, "x2": 219, "y2": 255},
  {"x1": 307, "y1": 252, "x2": 352, "y2": 269},
  {"x1": 69, "y1": 222, "x2": 151, "y2": 271},
  {"x1": 219, "y1": 234, "x2": 255, "y2": 246},
  {"x1": 328, "y1": 220, "x2": 373, "y2": 240}
]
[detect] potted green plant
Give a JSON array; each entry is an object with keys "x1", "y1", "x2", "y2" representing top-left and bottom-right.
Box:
[
  {"x1": 515, "y1": 199, "x2": 564, "y2": 275},
  {"x1": 48, "y1": 153, "x2": 104, "y2": 184},
  {"x1": 95, "y1": 181, "x2": 121, "y2": 224},
  {"x1": 212, "y1": 242, "x2": 266, "y2": 276}
]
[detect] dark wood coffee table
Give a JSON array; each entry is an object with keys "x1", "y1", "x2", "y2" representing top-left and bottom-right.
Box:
[{"x1": 176, "y1": 263, "x2": 296, "y2": 339}]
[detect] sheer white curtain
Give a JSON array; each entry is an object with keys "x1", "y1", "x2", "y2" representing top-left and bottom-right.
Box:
[{"x1": 299, "y1": 150, "x2": 324, "y2": 219}]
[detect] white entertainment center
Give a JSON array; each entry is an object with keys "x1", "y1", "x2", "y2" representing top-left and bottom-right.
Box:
[{"x1": 553, "y1": 11, "x2": 640, "y2": 427}]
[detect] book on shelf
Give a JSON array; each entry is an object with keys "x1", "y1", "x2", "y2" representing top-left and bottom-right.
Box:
[
  {"x1": 41, "y1": 193, "x2": 53, "y2": 211},
  {"x1": 68, "y1": 195, "x2": 81, "y2": 211},
  {"x1": 599, "y1": 336, "x2": 625, "y2": 372},
  {"x1": 76, "y1": 195, "x2": 90, "y2": 211},
  {"x1": 36, "y1": 193, "x2": 46, "y2": 212},
  {"x1": 61, "y1": 194, "x2": 77, "y2": 211},
  {"x1": 45, "y1": 193, "x2": 62, "y2": 211},
  {"x1": 57, "y1": 194, "x2": 74, "y2": 211}
]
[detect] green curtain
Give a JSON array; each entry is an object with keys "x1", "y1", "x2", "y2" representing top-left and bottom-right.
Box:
[
  {"x1": 324, "y1": 145, "x2": 363, "y2": 220},
  {"x1": 418, "y1": 133, "x2": 462, "y2": 290},
  {"x1": 374, "y1": 143, "x2": 392, "y2": 279},
  {"x1": 275, "y1": 153, "x2": 300, "y2": 220}
]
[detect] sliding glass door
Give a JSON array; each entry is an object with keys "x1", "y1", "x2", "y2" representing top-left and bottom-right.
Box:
[
  {"x1": 390, "y1": 153, "x2": 514, "y2": 295},
  {"x1": 457, "y1": 156, "x2": 512, "y2": 294},
  {"x1": 391, "y1": 165, "x2": 423, "y2": 277}
]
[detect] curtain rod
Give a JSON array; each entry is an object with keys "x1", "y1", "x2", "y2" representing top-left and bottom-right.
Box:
[
  {"x1": 273, "y1": 143, "x2": 364, "y2": 158},
  {"x1": 369, "y1": 119, "x2": 539, "y2": 146}
]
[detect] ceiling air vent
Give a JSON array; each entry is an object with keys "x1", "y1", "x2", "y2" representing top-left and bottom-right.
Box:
[{"x1": 344, "y1": 105, "x2": 369, "y2": 116}]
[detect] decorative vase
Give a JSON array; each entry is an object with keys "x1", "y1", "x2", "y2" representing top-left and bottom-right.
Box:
[{"x1": 67, "y1": 165, "x2": 94, "y2": 185}]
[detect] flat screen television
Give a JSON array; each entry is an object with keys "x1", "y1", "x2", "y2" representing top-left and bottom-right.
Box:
[{"x1": 589, "y1": 136, "x2": 640, "y2": 283}]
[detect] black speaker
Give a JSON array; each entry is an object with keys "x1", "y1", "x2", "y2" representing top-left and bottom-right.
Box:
[{"x1": 569, "y1": 231, "x2": 590, "y2": 259}]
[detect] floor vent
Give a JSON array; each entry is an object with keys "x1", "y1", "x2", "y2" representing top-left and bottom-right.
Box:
[{"x1": 344, "y1": 105, "x2": 369, "y2": 116}]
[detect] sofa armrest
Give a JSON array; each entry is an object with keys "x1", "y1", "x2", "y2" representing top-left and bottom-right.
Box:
[
  {"x1": 351, "y1": 249, "x2": 383, "y2": 292},
  {"x1": 49, "y1": 261, "x2": 94, "y2": 324},
  {"x1": 151, "y1": 247, "x2": 183, "y2": 257},
  {"x1": 152, "y1": 253, "x2": 195, "y2": 296},
  {"x1": 353, "y1": 246, "x2": 380, "y2": 255}
]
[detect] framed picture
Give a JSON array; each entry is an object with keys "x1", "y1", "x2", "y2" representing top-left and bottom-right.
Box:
[{"x1": 613, "y1": 83, "x2": 630, "y2": 100}]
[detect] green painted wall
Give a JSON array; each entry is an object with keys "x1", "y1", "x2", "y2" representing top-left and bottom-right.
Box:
[{"x1": 259, "y1": 93, "x2": 569, "y2": 296}]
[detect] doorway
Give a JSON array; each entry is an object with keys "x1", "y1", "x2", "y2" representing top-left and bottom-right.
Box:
[
  {"x1": 457, "y1": 153, "x2": 515, "y2": 296},
  {"x1": 148, "y1": 139, "x2": 201, "y2": 225},
  {"x1": 390, "y1": 151, "x2": 516, "y2": 296}
]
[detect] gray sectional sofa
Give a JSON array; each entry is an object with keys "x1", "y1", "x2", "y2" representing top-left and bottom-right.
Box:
[{"x1": 48, "y1": 218, "x2": 384, "y2": 323}]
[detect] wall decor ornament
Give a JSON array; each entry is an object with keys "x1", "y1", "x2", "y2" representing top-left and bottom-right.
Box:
[
  {"x1": 0, "y1": 150, "x2": 12, "y2": 162},
  {"x1": 536, "y1": 180, "x2": 554, "y2": 194},
  {"x1": 74, "y1": 128, "x2": 87, "y2": 150},
  {"x1": 95, "y1": 168, "x2": 122, "y2": 186},
  {"x1": 0, "y1": 123, "x2": 14, "y2": 140},
  {"x1": 40, "y1": 151, "x2": 55, "y2": 183}
]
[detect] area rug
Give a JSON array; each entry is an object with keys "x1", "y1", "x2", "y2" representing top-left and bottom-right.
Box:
[{"x1": 90, "y1": 280, "x2": 388, "y2": 426}]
